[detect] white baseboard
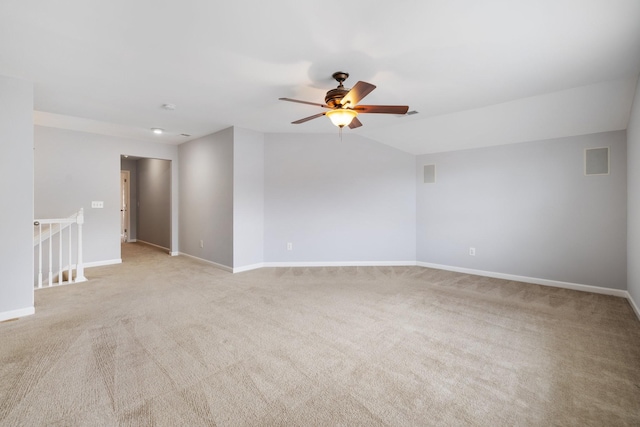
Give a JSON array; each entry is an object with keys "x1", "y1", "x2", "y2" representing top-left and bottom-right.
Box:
[
  {"x1": 178, "y1": 252, "x2": 233, "y2": 273},
  {"x1": 127, "y1": 238, "x2": 137, "y2": 243},
  {"x1": 416, "y1": 262, "x2": 629, "y2": 298},
  {"x1": 0, "y1": 306, "x2": 35, "y2": 322},
  {"x1": 232, "y1": 261, "x2": 415, "y2": 274},
  {"x1": 84, "y1": 259, "x2": 122, "y2": 268},
  {"x1": 233, "y1": 263, "x2": 265, "y2": 273},
  {"x1": 173, "y1": 253, "x2": 640, "y2": 318},
  {"x1": 176, "y1": 259, "x2": 416, "y2": 274},
  {"x1": 169, "y1": 251, "x2": 179, "y2": 257},
  {"x1": 136, "y1": 240, "x2": 170, "y2": 253},
  {"x1": 626, "y1": 291, "x2": 640, "y2": 321},
  {"x1": 263, "y1": 261, "x2": 417, "y2": 268}
]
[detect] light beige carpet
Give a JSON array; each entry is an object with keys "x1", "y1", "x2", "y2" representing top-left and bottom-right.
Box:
[{"x1": 1, "y1": 243, "x2": 639, "y2": 426}]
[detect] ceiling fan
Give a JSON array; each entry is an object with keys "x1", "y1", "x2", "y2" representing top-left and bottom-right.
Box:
[{"x1": 279, "y1": 71, "x2": 409, "y2": 129}]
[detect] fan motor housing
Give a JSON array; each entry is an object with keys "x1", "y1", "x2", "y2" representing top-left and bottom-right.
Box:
[{"x1": 325, "y1": 87, "x2": 349, "y2": 108}]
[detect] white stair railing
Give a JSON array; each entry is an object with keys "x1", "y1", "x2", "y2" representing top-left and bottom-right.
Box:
[{"x1": 33, "y1": 208, "x2": 86, "y2": 288}]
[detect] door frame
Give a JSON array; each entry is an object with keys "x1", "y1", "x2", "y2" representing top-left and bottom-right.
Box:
[{"x1": 120, "y1": 170, "x2": 131, "y2": 243}]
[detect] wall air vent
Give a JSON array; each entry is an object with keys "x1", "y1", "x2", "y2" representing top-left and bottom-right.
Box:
[
  {"x1": 423, "y1": 164, "x2": 436, "y2": 183},
  {"x1": 585, "y1": 147, "x2": 609, "y2": 176}
]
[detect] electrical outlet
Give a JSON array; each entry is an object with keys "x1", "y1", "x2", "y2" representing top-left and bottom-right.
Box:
[
  {"x1": 287, "y1": 242, "x2": 293, "y2": 251},
  {"x1": 200, "y1": 240, "x2": 204, "y2": 248},
  {"x1": 469, "y1": 247, "x2": 476, "y2": 256}
]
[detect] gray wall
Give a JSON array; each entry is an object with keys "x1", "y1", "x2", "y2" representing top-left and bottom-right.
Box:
[
  {"x1": 233, "y1": 127, "x2": 264, "y2": 268},
  {"x1": 34, "y1": 126, "x2": 179, "y2": 263},
  {"x1": 137, "y1": 158, "x2": 171, "y2": 250},
  {"x1": 0, "y1": 75, "x2": 34, "y2": 318},
  {"x1": 628, "y1": 78, "x2": 640, "y2": 306},
  {"x1": 264, "y1": 133, "x2": 416, "y2": 263},
  {"x1": 179, "y1": 127, "x2": 234, "y2": 267},
  {"x1": 120, "y1": 158, "x2": 138, "y2": 241},
  {"x1": 417, "y1": 131, "x2": 627, "y2": 289}
]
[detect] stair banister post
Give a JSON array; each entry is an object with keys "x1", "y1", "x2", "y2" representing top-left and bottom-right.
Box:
[
  {"x1": 48, "y1": 224, "x2": 53, "y2": 286},
  {"x1": 75, "y1": 208, "x2": 87, "y2": 282},
  {"x1": 36, "y1": 221, "x2": 42, "y2": 288},
  {"x1": 68, "y1": 223, "x2": 73, "y2": 283},
  {"x1": 58, "y1": 223, "x2": 63, "y2": 285}
]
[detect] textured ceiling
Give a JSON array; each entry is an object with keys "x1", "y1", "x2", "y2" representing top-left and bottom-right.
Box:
[{"x1": 2, "y1": 0, "x2": 639, "y2": 154}]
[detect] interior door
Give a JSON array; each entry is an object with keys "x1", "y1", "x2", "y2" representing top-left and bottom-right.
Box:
[{"x1": 120, "y1": 170, "x2": 130, "y2": 243}]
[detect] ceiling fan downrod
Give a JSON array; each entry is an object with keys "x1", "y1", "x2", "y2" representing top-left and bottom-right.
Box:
[{"x1": 332, "y1": 71, "x2": 349, "y2": 87}]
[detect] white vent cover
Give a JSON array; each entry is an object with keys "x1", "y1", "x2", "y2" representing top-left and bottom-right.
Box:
[
  {"x1": 585, "y1": 147, "x2": 609, "y2": 175},
  {"x1": 423, "y1": 164, "x2": 436, "y2": 183}
]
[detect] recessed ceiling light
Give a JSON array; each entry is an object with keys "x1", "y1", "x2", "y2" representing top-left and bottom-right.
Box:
[
  {"x1": 162, "y1": 103, "x2": 176, "y2": 111},
  {"x1": 151, "y1": 128, "x2": 164, "y2": 135}
]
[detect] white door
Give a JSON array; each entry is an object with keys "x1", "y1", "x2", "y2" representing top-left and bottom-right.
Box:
[{"x1": 120, "y1": 171, "x2": 130, "y2": 243}]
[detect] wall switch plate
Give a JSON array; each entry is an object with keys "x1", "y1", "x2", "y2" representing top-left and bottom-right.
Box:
[
  {"x1": 91, "y1": 201, "x2": 104, "y2": 208},
  {"x1": 469, "y1": 247, "x2": 476, "y2": 256},
  {"x1": 287, "y1": 242, "x2": 292, "y2": 251},
  {"x1": 200, "y1": 240, "x2": 204, "y2": 248}
]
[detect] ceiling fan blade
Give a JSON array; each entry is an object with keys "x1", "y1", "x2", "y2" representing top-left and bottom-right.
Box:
[
  {"x1": 292, "y1": 112, "x2": 326, "y2": 124},
  {"x1": 354, "y1": 105, "x2": 409, "y2": 114},
  {"x1": 279, "y1": 97, "x2": 329, "y2": 108},
  {"x1": 348, "y1": 117, "x2": 363, "y2": 129},
  {"x1": 339, "y1": 81, "x2": 376, "y2": 107}
]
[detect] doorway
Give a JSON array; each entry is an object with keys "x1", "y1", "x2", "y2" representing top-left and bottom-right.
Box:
[{"x1": 120, "y1": 155, "x2": 172, "y2": 259}]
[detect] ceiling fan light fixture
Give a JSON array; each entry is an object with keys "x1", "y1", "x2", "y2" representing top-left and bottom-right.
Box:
[
  {"x1": 280, "y1": 72, "x2": 408, "y2": 129},
  {"x1": 326, "y1": 109, "x2": 358, "y2": 128}
]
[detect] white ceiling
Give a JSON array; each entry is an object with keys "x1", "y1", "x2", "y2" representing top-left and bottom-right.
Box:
[{"x1": 1, "y1": 1, "x2": 639, "y2": 154}]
